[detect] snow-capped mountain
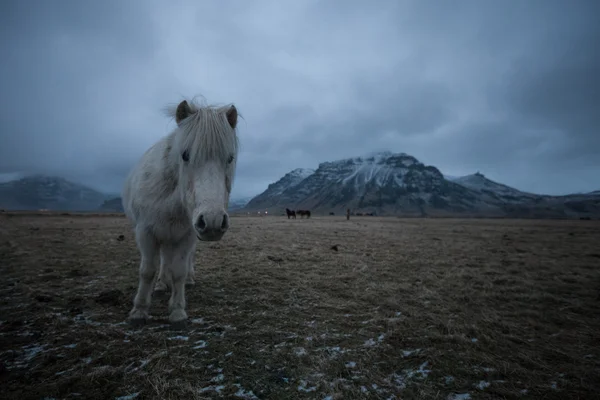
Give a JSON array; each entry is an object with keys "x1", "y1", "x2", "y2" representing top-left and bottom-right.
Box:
[
  {"x1": 0, "y1": 175, "x2": 110, "y2": 211},
  {"x1": 244, "y1": 151, "x2": 482, "y2": 215},
  {"x1": 241, "y1": 152, "x2": 600, "y2": 218},
  {"x1": 244, "y1": 168, "x2": 315, "y2": 209}
]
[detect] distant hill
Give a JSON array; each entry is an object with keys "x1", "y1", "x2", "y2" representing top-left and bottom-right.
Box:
[
  {"x1": 98, "y1": 197, "x2": 124, "y2": 212},
  {"x1": 98, "y1": 195, "x2": 254, "y2": 213},
  {"x1": 241, "y1": 151, "x2": 600, "y2": 218},
  {"x1": 0, "y1": 175, "x2": 110, "y2": 211}
]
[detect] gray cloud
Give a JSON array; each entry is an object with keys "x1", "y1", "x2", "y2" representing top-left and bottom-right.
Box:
[{"x1": 0, "y1": 0, "x2": 598, "y2": 198}]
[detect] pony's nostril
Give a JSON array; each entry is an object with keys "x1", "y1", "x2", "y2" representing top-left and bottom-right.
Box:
[
  {"x1": 221, "y1": 214, "x2": 229, "y2": 230},
  {"x1": 197, "y1": 215, "x2": 206, "y2": 231}
]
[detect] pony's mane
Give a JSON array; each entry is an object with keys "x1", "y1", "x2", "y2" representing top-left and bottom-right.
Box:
[{"x1": 163, "y1": 97, "x2": 240, "y2": 164}]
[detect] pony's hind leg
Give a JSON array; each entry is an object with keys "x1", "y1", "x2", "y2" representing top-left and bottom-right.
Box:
[
  {"x1": 153, "y1": 250, "x2": 170, "y2": 294},
  {"x1": 129, "y1": 228, "x2": 159, "y2": 326},
  {"x1": 162, "y1": 234, "x2": 196, "y2": 328},
  {"x1": 186, "y1": 246, "x2": 196, "y2": 286}
]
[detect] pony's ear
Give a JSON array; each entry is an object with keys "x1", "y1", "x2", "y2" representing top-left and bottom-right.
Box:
[
  {"x1": 226, "y1": 105, "x2": 238, "y2": 129},
  {"x1": 176, "y1": 100, "x2": 193, "y2": 125}
]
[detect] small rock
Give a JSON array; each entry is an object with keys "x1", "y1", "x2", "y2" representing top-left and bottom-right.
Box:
[
  {"x1": 68, "y1": 269, "x2": 88, "y2": 277},
  {"x1": 35, "y1": 294, "x2": 53, "y2": 302},
  {"x1": 330, "y1": 245, "x2": 339, "y2": 251},
  {"x1": 267, "y1": 255, "x2": 283, "y2": 262},
  {"x1": 117, "y1": 234, "x2": 125, "y2": 241}
]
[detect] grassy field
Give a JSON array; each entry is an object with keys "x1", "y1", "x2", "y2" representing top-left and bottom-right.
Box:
[{"x1": 0, "y1": 213, "x2": 599, "y2": 400}]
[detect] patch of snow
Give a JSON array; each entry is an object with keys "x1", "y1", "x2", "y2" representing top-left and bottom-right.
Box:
[
  {"x1": 298, "y1": 380, "x2": 317, "y2": 392},
  {"x1": 193, "y1": 340, "x2": 207, "y2": 349},
  {"x1": 447, "y1": 394, "x2": 471, "y2": 400},
  {"x1": 225, "y1": 352, "x2": 233, "y2": 357},
  {"x1": 211, "y1": 374, "x2": 225, "y2": 383},
  {"x1": 470, "y1": 338, "x2": 478, "y2": 343},
  {"x1": 402, "y1": 349, "x2": 421, "y2": 357},
  {"x1": 294, "y1": 347, "x2": 307, "y2": 356},
  {"x1": 114, "y1": 393, "x2": 140, "y2": 400},
  {"x1": 168, "y1": 335, "x2": 189, "y2": 341},
  {"x1": 388, "y1": 361, "x2": 432, "y2": 389},
  {"x1": 475, "y1": 381, "x2": 490, "y2": 390},
  {"x1": 199, "y1": 385, "x2": 225, "y2": 394},
  {"x1": 63, "y1": 343, "x2": 77, "y2": 348},
  {"x1": 445, "y1": 376, "x2": 455, "y2": 384},
  {"x1": 233, "y1": 383, "x2": 259, "y2": 399},
  {"x1": 191, "y1": 318, "x2": 205, "y2": 324},
  {"x1": 345, "y1": 361, "x2": 356, "y2": 368}
]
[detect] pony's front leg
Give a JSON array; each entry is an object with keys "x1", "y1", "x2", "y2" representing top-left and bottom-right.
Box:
[
  {"x1": 162, "y1": 235, "x2": 195, "y2": 328},
  {"x1": 129, "y1": 229, "x2": 159, "y2": 326}
]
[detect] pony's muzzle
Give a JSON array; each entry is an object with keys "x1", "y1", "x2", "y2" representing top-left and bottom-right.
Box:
[{"x1": 195, "y1": 211, "x2": 229, "y2": 241}]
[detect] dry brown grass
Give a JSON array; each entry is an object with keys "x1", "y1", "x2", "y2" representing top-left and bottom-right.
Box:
[{"x1": 0, "y1": 213, "x2": 599, "y2": 400}]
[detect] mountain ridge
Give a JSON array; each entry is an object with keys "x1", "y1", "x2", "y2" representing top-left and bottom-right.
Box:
[
  {"x1": 0, "y1": 174, "x2": 254, "y2": 213},
  {"x1": 240, "y1": 152, "x2": 600, "y2": 218},
  {"x1": 0, "y1": 175, "x2": 111, "y2": 211}
]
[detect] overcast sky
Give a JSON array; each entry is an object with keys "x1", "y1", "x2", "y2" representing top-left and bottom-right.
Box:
[{"x1": 0, "y1": 0, "x2": 598, "y2": 198}]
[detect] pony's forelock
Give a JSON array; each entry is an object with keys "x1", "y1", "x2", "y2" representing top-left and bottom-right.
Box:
[{"x1": 165, "y1": 97, "x2": 240, "y2": 165}]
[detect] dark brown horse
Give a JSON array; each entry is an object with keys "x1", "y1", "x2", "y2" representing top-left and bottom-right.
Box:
[
  {"x1": 285, "y1": 208, "x2": 296, "y2": 219},
  {"x1": 297, "y1": 209, "x2": 311, "y2": 219}
]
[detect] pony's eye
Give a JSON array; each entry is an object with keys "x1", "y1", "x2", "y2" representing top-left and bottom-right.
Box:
[
  {"x1": 182, "y1": 150, "x2": 190, "y2": 162},
  {"x1": 227, "y1": 155, "x2": 234, "y2": 164}
]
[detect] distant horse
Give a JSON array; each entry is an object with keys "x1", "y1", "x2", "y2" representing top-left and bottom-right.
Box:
[
  {"x1": 286, "y1": 208, "x2": 296, "y2": 219},
  {"x1": 297, "y1": 209, "x2": 311, "y2": 218},
  {"x1": 121, "y1": 97, "x2": 239, "y2": 328}
]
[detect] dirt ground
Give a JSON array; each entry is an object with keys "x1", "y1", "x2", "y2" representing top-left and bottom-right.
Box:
[{"x1": 0, "y1": 213, "x2": 599, "y2": 400}]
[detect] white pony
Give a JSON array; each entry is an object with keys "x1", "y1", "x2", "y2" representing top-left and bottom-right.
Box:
[{"x1": 121, "y1": 97, "x2": 239, "y2": 328}]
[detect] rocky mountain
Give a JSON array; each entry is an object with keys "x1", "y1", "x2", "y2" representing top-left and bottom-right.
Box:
[
  {"x1": 241, "y1": 151, "x2": 600, "y2": 218},
  {"x1": 245, "y1": 168, "x2": 315, "y2": 209},
  {"x1": 0, "y1": 175, "x2": 110, "y2": 211},
  {"x1": 446, "y1": 172, "x2": 540, "y2": 203}
]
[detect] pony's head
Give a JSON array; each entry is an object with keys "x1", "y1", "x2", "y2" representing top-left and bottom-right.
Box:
[{"x1": 167, "y1": 98, "x2": 239, "y2": 241}]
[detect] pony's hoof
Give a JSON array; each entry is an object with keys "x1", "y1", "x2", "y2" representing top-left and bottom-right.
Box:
[
  {"x1": 169, "y1": 319, "x2": 188, "y2": 331},
  {"x1": 185, "y1": 280, "x2": 195, "y2": 287},
  {"x1": 168, "y1": 309, "x2": 188, "y2": 325},
  {"x1": 128, "y1": 308, "x2": 149, "y2": 327}
]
